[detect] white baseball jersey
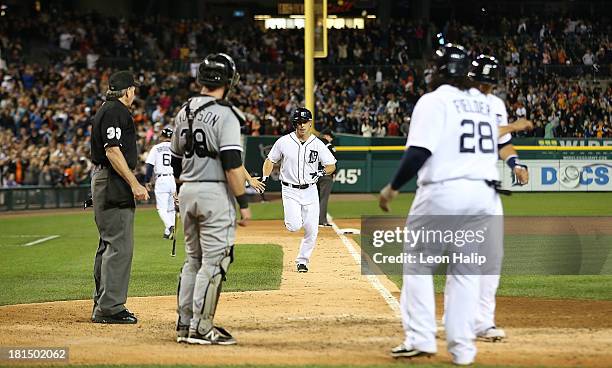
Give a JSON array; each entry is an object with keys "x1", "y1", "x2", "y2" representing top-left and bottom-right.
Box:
[
  {"x1": 268, "y1": 133, "x2": 337, "y2": 185},
  {"x1": 145, "y1": 141, "x2": 174, "y2": 175},
  {"x1": 407, "y1": 85, "x2": 499, "y2": 186},
  {"x1": 489, "y1": 94, "x2": 511, "y2": 145}
]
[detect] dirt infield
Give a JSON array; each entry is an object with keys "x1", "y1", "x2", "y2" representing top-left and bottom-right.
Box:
[{"x1": 1, "y1": 219, "x2": 611, "y2": 366}]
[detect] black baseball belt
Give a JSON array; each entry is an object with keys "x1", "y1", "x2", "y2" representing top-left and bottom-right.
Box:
[
  {"x1": 485, "y1": 180, "x2": 511, "y2": 196},
  {"x1": 281, "y1": 181, "x2": 313, "y2": 189},
  {"x1": 156, "y1": 173, "x2": 173, "y2": 177}
]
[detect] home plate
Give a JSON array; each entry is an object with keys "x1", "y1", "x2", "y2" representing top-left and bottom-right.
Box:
[{"x1": 340, "y1": 228, "x2": 360, "y2": 235}]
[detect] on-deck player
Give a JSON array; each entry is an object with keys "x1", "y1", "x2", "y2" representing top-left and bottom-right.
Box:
[
  {"x1": 379, "y1": 44, "x2": 504, "y2": 366},
  {"x1": 261, "y1": 107, "x2": 337, "y2": 273},
  {"x1": 144, "y1": 127, "x2": 176, "y2": 239}
]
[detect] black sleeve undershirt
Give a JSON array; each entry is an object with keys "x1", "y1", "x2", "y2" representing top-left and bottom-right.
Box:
[
  {"x1": 171, "y1": 156, "x2": 182, "y2": 179},
  {"x1": 498, "y1": 137, "x2": 512, "y2": 151},
  {"x1": 390, "y1": 146, "x2": 432, "y2": 190},
  {"x1": 220, "y1": 150, "x2": 243, "y2": 170}
]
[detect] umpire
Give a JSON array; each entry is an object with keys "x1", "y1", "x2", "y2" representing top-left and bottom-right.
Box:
[
  {"x1": 317, "y1": 128, "x2": 336, "y2": 226},
  {"x1": 90, "y1": 70, "x2": 149, "y2": 324}
]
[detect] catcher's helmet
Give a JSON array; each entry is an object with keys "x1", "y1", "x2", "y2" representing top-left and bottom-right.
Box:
[
  {"x1": 161, "y1": 127, "x2": 173, "y2": 138},
  {"x1": 197, "y1": 53, "x2": 240, "y2": 96},
  {"x1": 469, "y1": 54, "x2": 499, "y2": 84},
  {"x1": 290, "y1": 107, "x2": 313, "y2": 128},
  {"x1": 434, "y1": 43, "x2": 470, "y2": 78}
]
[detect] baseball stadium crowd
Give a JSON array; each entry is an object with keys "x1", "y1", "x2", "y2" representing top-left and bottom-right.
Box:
[{"x1": 0, "y1": 11, "x2": 610, "y2": 187}]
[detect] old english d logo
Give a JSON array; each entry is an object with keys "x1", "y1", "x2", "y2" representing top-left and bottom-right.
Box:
[{"x1": 308, "y1": 150, "x2": 318, "y2": 163}]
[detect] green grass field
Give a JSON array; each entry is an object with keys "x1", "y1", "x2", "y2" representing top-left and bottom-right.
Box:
[
  {"x1": 0, "y1": 209, "x2": 283, "y2": 306},
  {"x1": 1, "y1": 192, "x2": 611, "y2": 306},
  {"x1": 327, "y1": 192, "x2": 612, "y2": 218},
  {"x1": 342, "y1": 192, "x2": 612, "y2": 300}
]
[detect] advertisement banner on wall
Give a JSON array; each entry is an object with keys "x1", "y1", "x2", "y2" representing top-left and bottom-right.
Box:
[{"x1": 499, "y1": 160, "x2": 612, "y2": 192}]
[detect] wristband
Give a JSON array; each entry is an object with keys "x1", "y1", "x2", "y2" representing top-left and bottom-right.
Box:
[
  {"x1": 506, "y1": 155, "x2": 519, "y2": 169},
  {"x1": 262, "y1": 176, "x2": 268, "y2": 182},
  {"x1": 236, "y1": 194, "x2": 249, "y2": 209}
]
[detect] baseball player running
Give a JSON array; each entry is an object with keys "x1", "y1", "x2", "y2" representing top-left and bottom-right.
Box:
[
  {"x1": 379, "y1": 44, "x2": 503, "y2": 365},
  {"x1": 170, "y1": 53, "x2": 251, "y2": 345},
  {"x1": 261, "y1": 107, "x2": 336, "y2": 273},
  {"x1": 469, "y1": 54, "x2": 531, "y2": 342},
  {"x1": 144, "y1": 127, "x2": 176, "y2": 239}
]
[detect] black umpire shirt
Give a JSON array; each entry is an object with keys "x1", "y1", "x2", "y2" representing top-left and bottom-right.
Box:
[{"x1": 91, "y1": 99, "x2": 138, "y2": 169}]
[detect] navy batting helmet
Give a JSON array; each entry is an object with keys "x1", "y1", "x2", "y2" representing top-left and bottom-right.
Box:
[
  {"x1": 290, "y1": 107, "x2": 313, "y2": 128},
  {"x1": 469, "y1": 54, "x2": 499, "y2": 84},
  {"x1": 161, "y1": 127, "x2": 173, "y2": 138},
  {"x1": 434, "y1": 43, "x2": 470, "y2": 78},
  {"x1": 197, "y1": 53, "x2": 240, "y2": 96}
]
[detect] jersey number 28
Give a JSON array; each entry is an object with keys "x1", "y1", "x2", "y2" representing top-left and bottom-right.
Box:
[{"x1": 459, "y1": 120, "x2": 495, "y2": 154}]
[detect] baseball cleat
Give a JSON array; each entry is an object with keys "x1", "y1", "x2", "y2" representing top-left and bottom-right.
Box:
[
  {"x1": 477, "y1": 326, "x2": 506, "y2": 342},
  {"x1": 297, "y1": 263, "x2": 308, "y2": 273},
  {"x1": 186, "y1": 326, "x2": 236, "y2": 345},
  {"x1": 176, "y1": 324, "x2": 189, "y2": 343},
  {"x1": 318, "y1": 223, "x2": 333, "y2": 227},
  {"x1": 390, "y1": 343, "x2": 435, "y2": 358},
  {"x1": 453, "y1": 359, "x2": 475, "y2": 366},
  {"x1": 163, "y1": 226, "x2": 175, "y2": 239},
  {"x1": 92, "y1": 309, "x2": 137, "y2": 324}
]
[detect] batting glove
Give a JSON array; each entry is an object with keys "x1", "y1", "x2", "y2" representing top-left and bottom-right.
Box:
[{"x1": 310, "y1": 169, "x2": 326, "y2": 180}]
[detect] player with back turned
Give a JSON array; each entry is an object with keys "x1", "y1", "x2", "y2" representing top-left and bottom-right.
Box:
[
  {"x1": 379, "y1": 44, "x2": 504, "y2": 365},
  {"x1": 170, "y1": 53, "x2": 251, "y2": 345},
  {"x1": 468, "y1": 54, "x2": 531, "y2": 342},
  {"x1": 144, "y1": 127, "x2": 176, "y2": 239}
]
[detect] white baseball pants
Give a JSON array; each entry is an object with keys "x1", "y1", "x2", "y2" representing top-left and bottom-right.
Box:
[
  {"x1": 281, "y1": 184, "x2": 319, "y2": 265},
  {"x1": 400, "y1": 179, "x2": 502, "y2": 365},
  {"x1": 154, "y1": 176, "x2": 176, "y2": 231}
]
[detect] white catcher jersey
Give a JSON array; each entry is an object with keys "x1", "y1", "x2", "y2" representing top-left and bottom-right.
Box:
[
  {"x1": 407, "y1": 85, "x2": 499, "y2": 186},
  {"x1": 170, "y1": 95, "x2": 243, "y2": 182},
  {"x1": 489, "y1": 94, "x2": 511, "y2": 145},
  {"x1": 145, "y1": 141, "x2": 174, "y2": 176},
  {"x1": 268, "y1": 132, "x2": 337, "y2": 185}
]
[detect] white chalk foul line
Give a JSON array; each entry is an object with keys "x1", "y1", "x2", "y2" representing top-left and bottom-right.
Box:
[
  {"x1": 327, "y1": 214, "x2": 401, "y2": 319},
  {"x1": 0, "y1": 235, "x2": 51, "y2": 238},
  {"x1": 22, "y1": 235, "x2": 60, "y2": 247}
]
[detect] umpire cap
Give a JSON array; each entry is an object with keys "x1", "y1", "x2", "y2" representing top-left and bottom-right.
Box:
[
  {"x1": 468, "y1": 54, "x2": 500, "y2": 85},
  {"x1": 109, "y1": 71, "x2": 140, "y2": 91},
  {"x1": 161, "y1": 127, "x2": 173, "y2": 138},
  {"x1": 320, "y1": 128, "x2": 334, "y2": 138},
  {"x1": 434, "y1": 43, "x2": 470, "y2": 78}
]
